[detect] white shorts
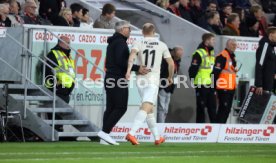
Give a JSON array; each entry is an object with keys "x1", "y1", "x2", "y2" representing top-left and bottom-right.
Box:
[{"x1": 137, "y1": 83, "x2": 159, "y2": 105}]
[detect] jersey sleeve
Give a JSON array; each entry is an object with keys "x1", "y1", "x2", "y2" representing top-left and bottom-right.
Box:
[
  {"x1": 163, "y1": 44, "x2": 171, "y2": 59},
  {"x1": 131, "y1": 41, "x2": 141, "y2": 53}
]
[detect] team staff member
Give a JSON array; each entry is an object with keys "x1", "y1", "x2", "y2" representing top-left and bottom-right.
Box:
[
  {"x1": 188, "y1": 33, "x2": 217, "y2": 123},
  {"x1": 157, "y1": 46, "x2": 183, "y2": 123},
  {"x1": 212, "y1": 39, "x2": 237, "y2": 123},
  {"x1": 255, "y1": 27, "x2": 276, "y2": 95},
  {"x1": 97, "y1": 20, "x2": 149, "y2": 145},
  {"x1": 45, "y1": 36, "x2": 75, "y2": 103}
]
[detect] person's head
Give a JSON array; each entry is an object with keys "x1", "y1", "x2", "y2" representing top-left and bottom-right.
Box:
[
  {"x1": 206, "y1": 0, "x2": 217, "y2": 12},
  {"x1": 222, "y1": 3, "x2": 232, "y2": 16},
  {"x1": 267, "y1": 27, "x2": 276, "y2": 43},
  {"x1": 202, "y1": 33, "x2": 216, "y2": 47},
  {"x1": 190, "y1": 0, "x2": 201, "y2": 7},
  {"x1": 0, "y1": 3, "x2": 9, "y2": 20},
  {"x1": 156, "y1": 0, "x2": 170, "y2": 9},
  {"x1": 233, "y1": 7, "x2": 245, "y2": 22},
  {"x1": 115, "y1": 20, "x2": 131, "y2": 38},
  {"x1": 171, "y1": 46, "x2": 183, "y2": 60},
  {"x1": 58, "y1": 36, "x2": 71, "y2": 50},
  {"x1": 179, "y1": 0, "x2": 189, "y2": 6},
  {"x1": 9, "y1": 0, "x2": 19, "y2": 15},
  {"x1": 142, "y1": 23, "x2": 156, "y2": 37},
  {"x1": 250, "y1": 4, "x2": 263, "y2": 20},
  {"x1": 169, "y1": 0, "x2": 179, "y2": 7},
  {"x1": 24, "y1": 1, "x2": 37, "y2": 16},
  {"x1": 207, "y1": 11, "x2": 220, "y2": 26},
  {"x1": 226, "y1": 38, "x2": 237, "y2": 53},
  {"x1": 102, "y1": 3, "x2": 115, "y2": 21},
  {"x1": 226, "y1": 13, "x2": 240, "y2": 29},
  {"x1": 59, "y1": 8, "x2": 72, "y2": 24},
  {"x1": 70, "y1": 3, "x2": 83, "y2": 19},
  {"x1": 81, "y1": 8, "x2": 90, "y2": 23},
  {"x1": 246, "y1": 16, "x2": 259, "y2": 31}
]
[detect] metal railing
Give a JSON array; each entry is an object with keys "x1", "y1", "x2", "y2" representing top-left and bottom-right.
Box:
[
  {"x1": 26, "y1": 26, "x2": 106, "y2": 128},
  {"x1": 1, "y1": 32, "x2": 58, "y2": 141}
]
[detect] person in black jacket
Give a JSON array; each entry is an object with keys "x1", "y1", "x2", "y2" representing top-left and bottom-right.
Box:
[
  {"x1": 70, "y1": 3, "x2": 83, "y2": 27},
  {"x1": 255, "y1": 27, "x2": 276, "y2": 95},
  {"x1": 39, "y1": 0, "x2": 65, "y2": 23},
  {"x1": 97, "y1": 20, "x2": 150, "y2": 145},
  {"x1": 157, "y1": 46, "x2": 183, "y2": 123}
]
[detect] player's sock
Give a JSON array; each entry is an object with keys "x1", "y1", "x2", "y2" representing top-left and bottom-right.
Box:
[
  {"x1": 129, "y1": 110, "x2": 147, "y2": 136},
  {"x1": 146, "y1": 113, "x2": 160, "y2": 140}
]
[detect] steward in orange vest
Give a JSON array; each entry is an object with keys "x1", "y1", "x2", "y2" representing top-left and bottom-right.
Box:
[{"x1": 212, "y1": 39, "x2": 237, "y2": 123}]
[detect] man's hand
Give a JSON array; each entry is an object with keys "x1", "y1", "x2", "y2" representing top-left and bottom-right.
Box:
[
  {"x1": 255, "y1": 87, "x2": 263, "y2": 95},
  {"x1": 167, "y1": 78, "x2": 173, "y2": 86},
  {"x1": 125, "y1": 71, "x2": 131, "y2": 80},
  {"x1": 138, "y1": 66, "x2": 150, "y2": 75},
  {"x1": 274, "y1": 74, "x2": 276, "y2": 79}
]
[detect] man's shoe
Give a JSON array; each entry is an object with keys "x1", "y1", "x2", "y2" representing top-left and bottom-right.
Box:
[
  {"x1": 155, "y1": 137, "x2": 165, "y2": 145},
  {"x1": 126, "y1": 133, "x2": 139, "y2": 145},
  {"x1": 99, "y1": 139, "x2": 110, "y2": 145},
  {"x1": 97, "y1": 131, "x2": 119, "y2": 145}
]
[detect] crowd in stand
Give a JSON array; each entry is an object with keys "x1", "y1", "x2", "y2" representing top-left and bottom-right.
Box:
[
  {"x1": 0, "y1": 0, "x2": 116, "y2": 29},
  {"x1": 150, "y1": 0, "x2": 276, "y2": 37}
]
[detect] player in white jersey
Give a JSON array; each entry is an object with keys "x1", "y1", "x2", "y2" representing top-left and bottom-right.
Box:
[{"x1": 125, "y1": 23, "x2": 174, "y2": 145}]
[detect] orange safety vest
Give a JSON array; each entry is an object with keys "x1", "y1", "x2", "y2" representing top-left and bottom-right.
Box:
[{"x1": 216, "y1": 50, "x2": 236, "y2": 90}]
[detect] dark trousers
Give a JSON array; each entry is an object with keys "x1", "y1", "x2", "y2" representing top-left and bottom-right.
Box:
[
  {"x1": 195, "y1": 87, "x2": 217, "y2": 123},
  {"x1": 102, "y1": 74, "x2": 128, "y2": 133},
  {"x1": 216, "y1": 89, "x2": 235, "y2": 123}
]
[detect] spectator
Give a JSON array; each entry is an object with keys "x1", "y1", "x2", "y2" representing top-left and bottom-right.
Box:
[
  {"x1": 156, "y1": 0, "x2": 170, "y2": 9},
  {"x1": 220, "y1": 3, "x2": 232, "y2": 26},
  {"x1": 178, "y1": 0, "x2": 192, "y2": 22},
  {"x1": 39, "y1": 0, "x2": 66, "y2": 23},
  {"x1": 255, "y1": 27, "x2": 276, "y2": 96},
  {"x1": 52, "y1": 8, "x2": 73, "y2": 26},
  {"x1": 206, "y1": 0, "x2": 218, "y2": 12},
  {"x1": 260, "y1": 0, "x2": 276, "y2": 13},
  {"x1": 80, "y1": 8, "x2": 93, "y2": 29},
  {"x1": 94, "y1": 3, "x2": 116, "y2": 29},
  {"x1": 7, "y1": 0, "x2": 24, "y2": 26},
  {"x1": 240, "y1": 16, "x2": 259, "y2": 37},
  {"x1": 249, "y1": 4, "x2": 268, "y2": 36},
  {"x1": 222, "y1": 13, "x2": 240, "y2": 36},
  {"x1": 207, "y1": 11, "x2": 222, "y2": 35},
  {"x1": 233, "y1": 7, "x2": 245, "y2": 23},
  {"x1": 188, "y1": 33, "x2": 217, "y2": 123},
  {"x1": 23, "y1": 1, "x2": 51, "y2": 25},
  {"x1": 201, "y1": 0, "x2": 217, "y2": 11},
  {"x1": 189, "y1": 0, "x2": 203, "y2": 24},
  {"x1": 70, "y1": 3, "x2": 83, "y2": 27},
  {"x1": 273, "y1": 15, "x2": 276, "y2": 27},
  {"x1": 0, "y1": 3, "x2": 11, "y2": 27},
  {"x1": 157, "y1": 46, "x2": 183, "y2": 123},
  {"x1": 167, "y1": 0, "x2": 180, "y2": 16}
]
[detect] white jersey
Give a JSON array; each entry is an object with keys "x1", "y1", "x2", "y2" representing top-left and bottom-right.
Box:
[{"x1": 132, "y1": 37, "x2": 171, "y2": 85}]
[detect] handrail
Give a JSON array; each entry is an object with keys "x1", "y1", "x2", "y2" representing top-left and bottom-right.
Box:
[
  {"x1": 28, "y1": 26, "x2": 106, "y2": 128},
  {"x1": 5, "y1": 32, "x2": 58, "y2": 141}
]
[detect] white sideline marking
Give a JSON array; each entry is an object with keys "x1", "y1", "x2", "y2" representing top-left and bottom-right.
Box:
[
  {"x1": 0, "y1": 150, "x2": 276, "y2": 156},
  {"x1": 0, "y1": 155, "x2": 274, "y2": 162}
]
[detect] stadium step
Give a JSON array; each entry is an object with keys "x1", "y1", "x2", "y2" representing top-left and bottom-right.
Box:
[
  {"x1": 9, "y1": 94, "x2": 53, "y2": 101},
  {"x1": 29, "y1": 107, "x2": 74, "y2": 113},
  {"x1": 58, "y1": 132, "x2": 98, "y2": 137},
  {"x1": 44, "y1": 120, "x2": 90, "y2": 125}
]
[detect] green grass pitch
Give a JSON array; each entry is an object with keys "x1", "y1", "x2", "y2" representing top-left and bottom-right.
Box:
[{"x1": 0, "y1": 142, "x2": 276, "y2": 163}]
